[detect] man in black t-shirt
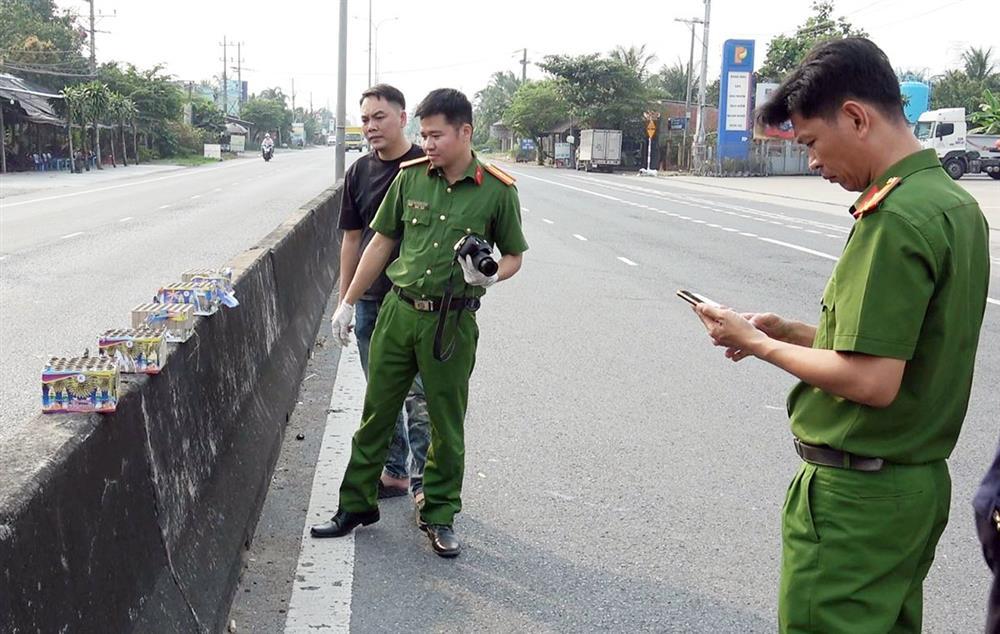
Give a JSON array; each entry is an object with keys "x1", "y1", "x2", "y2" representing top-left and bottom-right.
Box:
[{"x1": 336, "y1": 84, "x2": 430, "y2": 505}]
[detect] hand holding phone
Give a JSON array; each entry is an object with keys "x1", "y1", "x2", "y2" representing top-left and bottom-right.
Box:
[{"x1": 676, "y1": 289, "x2": 721, "y2": 308}]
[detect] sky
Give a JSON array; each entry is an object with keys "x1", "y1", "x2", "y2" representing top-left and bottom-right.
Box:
[{"x1": 57, "y1": 0, "x2": 998, "y2": 124}]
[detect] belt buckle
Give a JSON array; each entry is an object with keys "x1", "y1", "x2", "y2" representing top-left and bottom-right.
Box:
[{"x1": 413, "y1": 299, "x2": 434, "y2": 311}]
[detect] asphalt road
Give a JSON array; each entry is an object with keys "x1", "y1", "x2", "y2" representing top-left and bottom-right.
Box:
[
  {"x1": 233, "y1": 162, "x2": 999, "y2": 632},
  {"x1": 0, "y1": 147, "x2": 354, "y2": 441}
]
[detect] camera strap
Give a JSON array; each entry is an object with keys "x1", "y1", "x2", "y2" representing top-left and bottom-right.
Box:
[{"x1": 433, "y1": 259, "x2": 465, "y2": 362}]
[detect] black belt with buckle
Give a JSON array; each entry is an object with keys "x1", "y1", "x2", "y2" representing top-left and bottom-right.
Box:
[
  {"x1": 793, "y1": 438, "x2": 885, "y2": 472},
  {"x1": 393, "y1": 286, "x2": 480, "y2": 313}
]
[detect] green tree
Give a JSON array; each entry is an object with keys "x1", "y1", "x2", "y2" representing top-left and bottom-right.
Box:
[
  {"x1": 970, "y1": 89, "x2": 1000, "y2": 134},
  {"x1": 611, "y1": 44, "x2": 657, "y2": 82},
  {"x1": 962, "y1": 47, "x2": 996, "y2": 83},
  {"x1": 758, "y1": 1, "x2": 868, "y2": 81},
  {"x1": 191, "y1": 97, "x2": 224, "y2": 137},
  {"x1": 242, "y1": 94, "x2": 292, "y2": 144},
  {"x1": 473, "y1": 70, "x2": 521, "y2": 146},
  {"x1": 648, "y1": 60, "x2": 691, "y2": 102},
  {"x1": 502, "y1": 80, "x2": 571, "y2": 164},
  {"x1": 61, "y1": 84, "x2": 87, "y2": 169},
  {"x1": 98, "y1": 63, "x2": 184, "y2": 158},
  {"x1": 0, "y1": 0, "x2": 88, "y2": 89},
  {"x1": 79, "y1": 81, "x2": 111, "y2": 169},
  {"x1": 539, "y1": 53, "x2": 652, "y2": 131}
]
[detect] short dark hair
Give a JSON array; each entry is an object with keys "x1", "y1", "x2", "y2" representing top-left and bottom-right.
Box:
[
  {"x1": 414, "y1": 88, "x2": 473, "y2": 128},
  {"x1": 360, "y1": 84, "x2": 405, "y2": 109},
  {"x1": 757, "y1": 37, "x2": 905, "y2": 127}
]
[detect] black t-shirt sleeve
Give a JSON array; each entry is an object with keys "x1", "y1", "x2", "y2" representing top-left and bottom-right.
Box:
[{"x1": 338, "y1": 162, "x2": 365, "y2": 230}]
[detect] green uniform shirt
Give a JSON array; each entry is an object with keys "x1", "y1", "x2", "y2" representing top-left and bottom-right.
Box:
[
  {"x1": 370, "y1": 151, "x2": 529, "y2": 299},
  {"x1": 787, "y1": 149, "x2": 990, "y2": 464}
]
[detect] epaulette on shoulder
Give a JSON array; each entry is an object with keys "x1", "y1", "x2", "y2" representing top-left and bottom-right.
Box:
[
  {"x1": 484, "y1": 163, "x2": 516, "y2": 186},
  {"x1": 852, "y1": 176, "x2": 903, "y2": 220},
  {"x1": 400, "y1": 155, "x2": 430, "y2": 169}
]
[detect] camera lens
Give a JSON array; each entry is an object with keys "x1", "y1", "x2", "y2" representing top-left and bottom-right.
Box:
[{"x1": 475, "y1": 254, "x2": 499, "y2": 277}]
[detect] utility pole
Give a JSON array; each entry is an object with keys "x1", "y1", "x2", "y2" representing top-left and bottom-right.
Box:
[
  {"x1": 336, "y1": 0, "x2": 347, "y2": 180},
  {"x1": 520, "y1": 48, "x2": 529, "y2": 83},
  {"x1": 88, "y1": 0, "x2": 96, "y2": 75},
  {"x1": 367, "y1": 0, "x2": 372, "y2": 88},
  {"x1": 291, "y1": 77, "x2": 296, "y2": 121},
  {"x1": 693, "y1": 0, "x2": 712, "y2": 173},
  {"x1": 221, "y1": 36, "x2": 228, "y2": 117},
  {"x1": 236, "y1": 42, "x2": 243, "y2": 116},
  {"x1": 675, "y1": 17, "x2": 704, "y2": 170}
]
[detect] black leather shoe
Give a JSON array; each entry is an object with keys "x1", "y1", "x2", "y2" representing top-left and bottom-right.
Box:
[
  {"x1": 423, "y1": 524, "x2": 461, "y2": 558},
  {"x1": 310, "y1": 508, "x2": 379, "y2": 538}
]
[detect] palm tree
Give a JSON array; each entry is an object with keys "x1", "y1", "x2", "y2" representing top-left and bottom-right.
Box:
[
  {"x1": 120, "y1": 98, "x2": 137, "y2": 166},
  {"x1": 81, "y1": 82, "x2": 111, "y2": 170},
  {"x1": 962, "y1": 46, "x2": 996, "y2": 83},
  {"x1": 612, "y1": 44, "x2": 657, "y2": 81},
  {"x1": 62, "y1": 85, "x2": 89, "y2": 172},
  {"x1": 108, "y1": 94, "x2": 135, "y2": 166},
  {"x1": 649, "y1": 60, "x2": 691, "y2": 101}
]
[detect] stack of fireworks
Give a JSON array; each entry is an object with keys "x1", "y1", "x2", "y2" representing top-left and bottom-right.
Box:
[
  {"x1": 155, "y1": 282, "x2": 220, "y2": 316},
  {"x1": 182, "y1": 267, "x2": 239, "y2": 308},
  {"x1": 98, "y1": 327, "x2": 168, "y2": 374},
  {"x1": 42, "y1": 357, "x2": 120, "y2": 414},
  {"x1": 132, "y1": 302, "x2": 196, "y2": 343}
]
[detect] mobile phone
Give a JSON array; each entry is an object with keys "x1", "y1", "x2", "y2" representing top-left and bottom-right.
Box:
[{"x1": 676, "y1": 289, "x2": 721, "y2": 308}]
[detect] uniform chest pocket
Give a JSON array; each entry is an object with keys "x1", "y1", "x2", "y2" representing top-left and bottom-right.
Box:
[
  {"x1": 402, "y1": 205, "x2": 431, "y2": 230},
  {"x1": 447, "y1": 218, "x2": 489, "y2": 247}
]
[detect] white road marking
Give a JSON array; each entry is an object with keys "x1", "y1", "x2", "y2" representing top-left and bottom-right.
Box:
[
  {"x1": 617, "y1": 257, "x2": 638, "y2": 266},
  {"x1": 521, "y1": 207, "x2": 530, "y2": 213},
  {"x1": 3, "y1": 159, "x2": 253, "y2": 208},
  {"x1": 542, "y1": 218, "x2": 555, "y2": 225},
  {"x1": 678, "y1": 215, "x2": 691, "y2": 220},
  {"x1": 765, "y1": 405, "x2": 785, "y2": 411},
  {"x1": 573, "y1": 234, "x2": 588, "y2": 241},
  {"x1": 757, "y1": 238, "x2": 839, "y2": 262},
  {"x1": 989, "y1": 298, "x2": 1000, "y2": 307},
  {"x1": 825, "y1": 234, "x2": 840, "y2": 238},
  {"x1": 691, "y1": 219, "x2": 706, "y2": 224},
  {"x1": 214, "y1": 188, "x2": 223, "y2": 192},
  {"x1": 60, "y1": 232, "x2": 84, "y2": 240},
  {"x1": 722, "y1": 228, "x2": 739, "y2": 233},
  {"x1": 0, "y1": 255, "x2": 9, "y2": 261},
  {"x1": 119, "y1": 216, "x2": 133, "y2": 222},
  {"x1": 804, "y1": 230, "x2": 822, "y2": 235},
  {"x1": 706, "y1": 223, "x2": 721, "y2": 228},
  {"x1": 158, "y1": 204, "x2": 171, "y2": 209},
  {"x1": 740, "y1": 232, "x2": 758, "y2": 238},
  {"x1": 284, "y1": 347, "x2": 364, "y2": 633},
  {"x1": 190, "y1": 194, "x2": 202, "y2": 200}
]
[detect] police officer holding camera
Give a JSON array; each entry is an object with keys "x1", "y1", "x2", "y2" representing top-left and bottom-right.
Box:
[{"x1": 311, "y1": 88, "x2": 528, "y2": 557}]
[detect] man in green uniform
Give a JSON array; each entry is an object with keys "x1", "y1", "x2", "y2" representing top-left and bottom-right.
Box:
[
  {"x1": 310, "y1": 88, "x2": 528, "y2": 557},
  {"x1": 692, "y1": 38, "x2": 990, "y2": 631}
]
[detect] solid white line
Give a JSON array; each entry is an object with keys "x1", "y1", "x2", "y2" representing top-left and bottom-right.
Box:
[
  {"x1": 284, "y1": 347, "x2": 364, "y2": 633},
  {"x1": 119, "y1": 217, "x2": 133, "y2": 222},
  {"x1": 542, "y1": 218, "x2": 555, "y2": 225},
  {"x1": 617, "y1": 256, "x2": 638, "y2": 266},
  {"x1": 757, "y1": 237, "x2": 839, "y2": 262},
  {"x1": 3, "y1": 159, "x2": 251, "y2": 208},
  {"x1": 60, "y1": 232, "x2": 84, "y2": 240},
  {"x1": 507, "y1": 169, "x2": 623, "y2": 202},
  {"x1": 740, "y1": 232, "x2": 758, "y2": 238},
  {"x1": 573, "y1": 234, "x2": 588, "y2": 241},
  {"x1": 804, "y1": 230, "x2": 822, "y2": 235}
]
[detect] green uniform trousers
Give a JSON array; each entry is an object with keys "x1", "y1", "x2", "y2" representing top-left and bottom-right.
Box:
[
  {"x1": 779, "y1": 460, "x2": 951, "y2": 633},
  {"x1": 338, "y1": 291, "x2": 478, "y2": 526}
]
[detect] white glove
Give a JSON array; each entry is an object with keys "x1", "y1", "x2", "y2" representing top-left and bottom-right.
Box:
[
  {"x1": 459, "y1": 255, "x2": 499, "y2": 288},
  {"x1": 331, "y1": 301, "x2": 355, "y2": 347}
]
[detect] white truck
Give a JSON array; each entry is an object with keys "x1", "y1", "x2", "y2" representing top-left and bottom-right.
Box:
[
  {"x1": 576, "y1": 129, "x2": 622, "y2": 172},
  {"x1": 914, "y1": 108, "x2": 1000, "y2": 180}
]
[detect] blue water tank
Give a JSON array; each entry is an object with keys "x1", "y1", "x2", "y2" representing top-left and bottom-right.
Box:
[{"x1": 900, "y1": 81, "x2": 930, "y2": 123}]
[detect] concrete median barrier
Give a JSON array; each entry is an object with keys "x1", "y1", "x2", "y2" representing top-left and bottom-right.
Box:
[{"x1": 0, "y1": 184, "x2": 342, "y2": 633}]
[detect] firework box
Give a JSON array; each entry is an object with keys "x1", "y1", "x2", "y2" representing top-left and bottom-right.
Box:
[
  {"x1": 155, "y1": 282, "x2": 219, "y2": 316},
  {"x1": 98, "y1": 327, "x2": 168, "y2": 374},
  {"x1": 42, "y1": 357, "x2": 120, "y2": 414},
  {"x1": 182, "y1": 268, "x2": 239, "y2": 308},
  {"x1": 131, "y1": 302, "x2": 195, "y2": 343}
]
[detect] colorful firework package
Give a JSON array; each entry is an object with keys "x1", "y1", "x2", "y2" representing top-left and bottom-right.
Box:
[
  {"x1": 132, "y1": 302, "x2": 195, "y2": 343},
  {"x1": 98, "y1": 327, "x2": 168, "y2": 374},
  {"x1": 42, "y1": 357, "x2": 120, "y2": 414},
  {"x1": 155, "y1": 282, "x2": 219, "y2": 316},
  {"x1": 182, "y1": 268, "x2": 240, "y2": 308}
]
